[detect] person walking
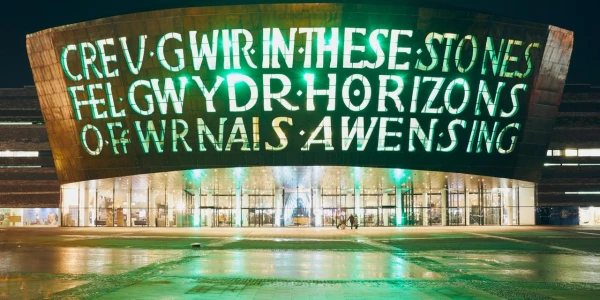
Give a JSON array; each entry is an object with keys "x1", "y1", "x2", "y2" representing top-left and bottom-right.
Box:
[
  {"x1": 337, "y1": 213, "x2": 346, "y2": 229},
  {"x1": 348, "y1": 214, "x2": 355, "y2": 230}
]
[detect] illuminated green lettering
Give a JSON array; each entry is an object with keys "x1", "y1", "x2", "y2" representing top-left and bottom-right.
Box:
[
  {"x1": 343, "y1": 28, "x2": 367, "y2": 68},
  {"x1": 106, "y1": 122, "x2": 130, "y2": 154},
  {"x1": 366, "y1": 29, "x2": 389, "y2": 69},
  {"x1": 231, "y1": 29, "x2": 258, "y2": 69},
  {"x1": 197, "y1": 117, "x2": 226, "y2": 151},
  {"x1": 60, "y1": 44, "x2": 82, "y2": 81},
  {"x1": 388, "y1": 29, "x2": 413, "y2": 70},
  {"x1": 378, "y1": 75, "x2": 404, "y2": 112},
  {"x1": 500, "y1": 39, "x2": 523, "y2": 78},
  {"x1": 156, "y1": 32, "x2": 185, "y2": 72},
  {"x1": 415, "y1": 32, "x2": 443, "y2": 71},
  {"x1": 421, "y1": 77, "x2": 445, "y2": 114},
  {"x1": 68, "y1": 85, "x2": 85, "y2": 120},
  {"x1": 523, "y1": 43, "x2": 540, "y2": 78},
  {"x1": 437, "y1": 120, "x2": 467, "y2": 152},
  {"x1": 409, "y1": 118, "x2": 438, "y2": 152},
  {"x1": 269, "y1": 28, "x2": 297, "y2": 68},
  {"x1": 95, "y1": 38, "x2": 119, "y2": 78},
  {"x1": 377, "y1": 117, "x2": 403, "y2": 151},
  {"x1": 225, "y1": 117, "x2": 251, "y2": 151},
  {"x1": 481, "y1": 37, "x2": 505, "y2": 76},
  {"x1": 128, "y1": 80, "x2": 154, "y2": 116},
  {"x1": 466, "y1": 120, "x2": 479, "y2": 153},
  {"x1": 189, "y1": 30, "x2": 219, "y2": 70},
  {"x1": 227, "y1": 74, "x2": 258, "y2": 112},
  {"x1": 304, "y1": 73, "x2": 336, "y2": 111},
  {"x1": 475, "y1": 80, "x2": 505, "y2": 117},
  {"x1": 266, "y1": 117, "x2": 292, "y2": 151},
  {"x1": 496, "y1": 123, "x2": 521, "y2": 154},
  {"x1": 342, "y1": 117, "x2": 378, "y2": 151},
  {"x1": 441, "y1": 33, "x2": 458, "y2": 72},
  {"x1": 191, "y1": 75, "x2": 224, "y2": 113},
  {"x1": 476, "y1": 121, "x2": 499, "y2": 153},
  {"x1": 444, "y1": 78, "x2": 470, "y2": 114},
  {"x1": 342, "y1": 74, "x2": 371, "y2": 111},
  {"x1": 302, "y1": 116, "x2": 334, "y2": 151},
  {"x1": 455, "y1": 35, "x2": 477, "y2": 73},
  {"x1": 150, "y1": 77, "x2": 187, "y2": 115},
  {"x1": 81, "y1": 124, "x2": 103, "y2": 156},
  {"x1": 79, "y1": 42, "x2": 103, "y2": 80},
  {"x1": 119, "y1": 35, "x2": 146, "y2": 75},
  {"x1": 105, "y1": 82, "x2": 125, "y2": 118},
  {"x1": 172, "y1": 119, "x2": 192, "y2": 152},
  {"x1": 263, "y1": 74, "x2": 298, "y2": 111},
  {"x1": 134, "y1": 120, "x2": 166, "y2": 153},
  {"x1": 501, "y1": 84, "x2": 526, "y2": 118},
  {"x1": 86, "y1": 83, "x2": 108, "y2": 119},
  {"x1": 410, "y1": 76, "x2": 421, "y2": 113}
]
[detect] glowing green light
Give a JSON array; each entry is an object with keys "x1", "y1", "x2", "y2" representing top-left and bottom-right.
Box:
[
  {"x1": 393, "y1": 169, "x2": 404, "y2": 181},
  {"x1": 352, "y1": 167, "x2": 364, "y2": 189},
  {"x1": 179, "y1": 76, "x2": 188, "y2": 85}
]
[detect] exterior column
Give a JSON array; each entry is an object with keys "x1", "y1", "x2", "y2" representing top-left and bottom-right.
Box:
[
  {"x1": 235, "y1": 187, "x2": 242, "y2": 227},
  {"x1": 242, "y1": 193, "x2": 249, "y2": 227},
  {"x1": 313, "y1": 188, "x2": 322, "y2": 227},
  {"x1": 519, "y1": 186, "x2": 535, "y2": 225},
  {"x1": 193, "y1": 188, "x2": 200, "y2": 227},
  {"x1": 275, "y1": 189, "x2": 283, "y2": 227},
  {"x1": 167, "y1": 191, "x2": 174, "y2": 227},
  {"x1": 395, "y1": 188, "x2": 402, "y2": 226},
  {"x1": 422, "y1": 192, "x2": 429, "y2": 226},
  {"x1": 466, "y1": 192, "x2": 471, "y2": 226},
  {"x1": 508, "y1": 187, "x2": 517, "y2": 225},
  {"x1": 354, "y1": 188, "x2": 360, "y2": 220},
  {"x1": 206, "y1": 191, "x2": 214, "y2": 227},
  {"x1": 126, "y1": 188, "x2": 132, "y2": 227},
  {"x1": 82, "y1": 187, "x2": 90, "y2": 227},
  {"x1": 442, "y1": 188, "x2": 448, "y2": 226}
]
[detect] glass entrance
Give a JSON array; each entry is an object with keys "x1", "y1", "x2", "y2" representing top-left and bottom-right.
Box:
[
  {"x1": 448, "y1": 191, "x2": 465, "y2": 225},
  {"x1": 248, "y1": 208, "x2": 275, "y2": 227},
  {"x1": 321, "y1": 192, "x2": 353, "y2": 227},
  {"x1": 213, "y1": 195, "x2": 234, "y2": 227},
  {"x1": 213, "y1": 209, "x2": 234, "y2": 227}
]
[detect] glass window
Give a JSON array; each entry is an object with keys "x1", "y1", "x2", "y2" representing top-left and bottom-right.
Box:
[
  {"x1": 382, "y1": 193, "x2": 395, "y2": 206},
  {"x1": 546, "y1": 150, "x2": 552, "y2": 156},
  {"x1": 362, "y1": 195, "x2": 378, "y2": 207},
  {"x1": 578, "y1": 149, "x2": 600, "y2": 157},
  {"x1": 322, "y1": 196, "x2": 333, "y2": 208},
  {"x1": 553, "y1": 150, "x2": 561, "y2": 156},
  {"x1": 114, "y1": 188, "x2": 129, "y2": 227},
  {"x1": 131, "y1": 189, "x2": 149, "y2": 227},
  {"x1": 565, "y1": 149, "x2": 578, "y2": 156},
  {"x1": 0, "y1": 150, "x2": 38, "y2": 157}
]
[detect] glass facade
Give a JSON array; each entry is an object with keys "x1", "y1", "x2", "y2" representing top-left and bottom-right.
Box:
[
  {"x1": 58, "y1": 167, "x2": 537, "y2": 227},
  {"x1": 0, "y1": 208, "x2": 60, "y2": 227}
]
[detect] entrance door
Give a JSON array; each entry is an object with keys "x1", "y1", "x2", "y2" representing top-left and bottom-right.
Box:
[
  {"x1": 362, "y1": 208, "x2": 379, "y2": 227},
  {"x1": 248, "y1": 209, "x2": 275, "y2": 227},
  {"x1": 213, "y1": 209, "x2": 234, "y2": 227},
  {"x1": 381, "y1": 207, "x2": 396, "y2": 226},
  {"x1": 322, "y1": 208, "x2": 337, "y2": 226}
]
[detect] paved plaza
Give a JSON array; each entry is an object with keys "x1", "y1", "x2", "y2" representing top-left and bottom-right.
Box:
[{"x1": 1, "y1": 226, "x2": 600, "y2": 299}]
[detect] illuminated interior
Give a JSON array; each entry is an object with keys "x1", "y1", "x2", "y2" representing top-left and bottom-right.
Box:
[{"x1": 59, "y1": 166, "x2": 535, "y2": 227}]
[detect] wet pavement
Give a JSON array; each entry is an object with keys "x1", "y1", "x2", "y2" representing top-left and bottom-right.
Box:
[
  {"x1": 1, "y1": 226, "x2": 600, "y2": 299},
  {"x1": 0, "y1": 247, "x2": 184, "y2": 275},
  {"x1": 163, "y1": 251, "x2": 441, "y2": 280}
]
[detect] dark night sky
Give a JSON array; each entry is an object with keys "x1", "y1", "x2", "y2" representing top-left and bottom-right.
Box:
[{"x1": 0, "y1": 0, "x2": 595, "y2": 87}]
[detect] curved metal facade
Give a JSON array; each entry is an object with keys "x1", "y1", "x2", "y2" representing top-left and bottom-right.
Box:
[{"x1": 26, "y1": 3, "x2": 573, "y2": 184}]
